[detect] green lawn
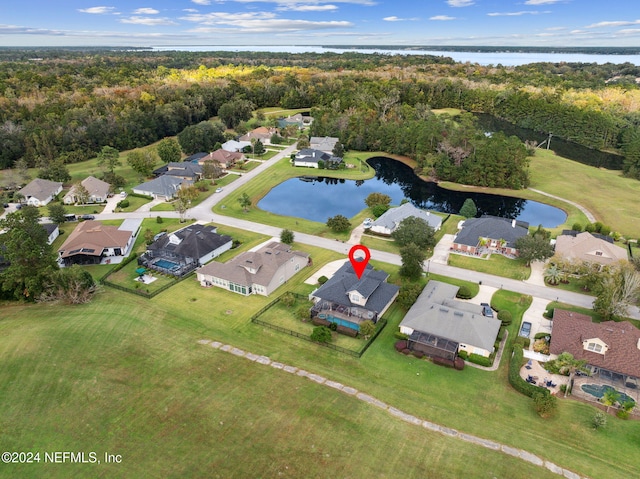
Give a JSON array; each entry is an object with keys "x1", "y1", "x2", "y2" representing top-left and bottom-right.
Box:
[
  {"x1": 105, "y1": 258, "x2": 177, "y2": 294},
  {"x1": 448, "y1": 253, "x2": 531, "y2": 280},
  {"x1": 1, "y1": 258, "x2": 638, "y2": 478}
]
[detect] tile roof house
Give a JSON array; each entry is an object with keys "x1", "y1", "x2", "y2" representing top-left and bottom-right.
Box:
[
  {"x1": 139, "y1": 224, "x2": 232, "y2": 277},
  {"x1": 58, "y1": 220, "x2": 135, "y2": 266},
  {"x1": 239, "y1": 126, "x2": 279, "y2": 144},
  {"x1": 310, "y1": 136, "x2": 339, "y2": 154},
  {"x1": 196, "y1": 241, "x2": 310, "y2": 296},
  {"x1": 399, "y1": 280, "x2": 501, "y2": 359},
  {"x1": 368, "y1": 202, "x2": 442, "y2": 235},
  {"x1": 293, "y1": 148, "x2": 343, "y2": 169},
  {"x1": 63, "y1": 176, "x2": 111, "y2": 205},
  {"x1": 554, "y1": 231, "x2": 628, "y2": 266},
  {"x1": 277, "y1": 113, "x2": 309, "y2": 129},
  {"x1": 309, "y1": 261, "x2": 399, "y2": 331},
  {"x1": 18, "y1": 178, "x2": 63, "y2": 207},
  {"x1": 199, "y1": 149, "x2": 245, "y2": 169},
  {"x1": 452, "y1": 215, "x2": 529, "y2": 257},
  {"x1": 132, "y1": 176, "x2": 192, "y2": 200},
  {"x1": 550, "y1": 309, "x2": 640, "y2": 388}
]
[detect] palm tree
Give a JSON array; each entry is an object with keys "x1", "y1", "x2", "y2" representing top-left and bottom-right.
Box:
[
  {"x1": 544, "y1": 263, "x2": 562, "y2": 285},
  {"x1": 555, "y1": 352, "x2": 589, "y2": 398},
  {"x1": 602, "y1": 388, "x2": 620, "y2": 412}
]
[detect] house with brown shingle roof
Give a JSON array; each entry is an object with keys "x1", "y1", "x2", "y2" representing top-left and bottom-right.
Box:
[
  {"x1": 58, "y1": 220, "x2": 135, "y2": 266},
  {"x1": 195, "y1": 241, "x2": 309, "y2": 296},
  {"x1": 18, "y1": 178, "x2": 63, "y2": 207},
  {"x1": 554, "y1": 231, "x2": 628, "y2": 267},
  {"x1": 239, "y1": 126, "x2": 279, "y2": 144},
  {"x1": 550, "y1": 309, "x2": 640, "y2": 389}
]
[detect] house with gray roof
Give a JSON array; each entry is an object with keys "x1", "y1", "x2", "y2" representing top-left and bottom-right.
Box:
[
  {"x1": 42, "y1": 223, "x2": 60, "y2": 245},
  {"x1": 293, "y1": 148, "x2": 343, "y2": 169},
  {"x1": 277, "y1": 113, "x2": 312, "y2": 129},
  {"x1": 310, "y1": 136, "x2": 339, "y2": 154},
  {"x1": 309, "y1": 261, "x2": 399, "y2": 332},
  {"x1": 196, "y1": 241, "x2": 309, "y2": 296},
  {"x1": 452, "y1": 215, "x2": 529, "y2": 257},
  {"x1": 18, "y1": 178, "x2": 63, "y2": 207},
  {"x1": 139, "y1": 224, "x2": 232, "y2": 277},
  {"x1": 368, "y1": 202, "x2": 442, "y2": 236},
  {"x1": 63, "y1": 176, "x2": 111, "y2": 205},
  {"x1": 132, "y1": 176, "x2": 192, "y2": 200},
  {"x1": 222, "y1": 140, "x2": 251, "y2": 153},
  {"x1": 399, "y1": 280, "x2": 501, "y2": 359}
]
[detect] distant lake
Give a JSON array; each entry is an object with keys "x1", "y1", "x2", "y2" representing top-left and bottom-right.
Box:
[
  {"x1": 151, "y1": 45, "x2": 640, "y2": 66},
  {"x1": 257, "y1": 157, "x2": 567, "y2": 227}
]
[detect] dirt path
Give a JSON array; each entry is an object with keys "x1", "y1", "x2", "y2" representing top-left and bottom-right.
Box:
[
  {"x1": 528, "y1": 188, "x2": 596, "y2": 223},
  {"x1": 198, "y1": 338, "x2": 591, "y2": 479}
]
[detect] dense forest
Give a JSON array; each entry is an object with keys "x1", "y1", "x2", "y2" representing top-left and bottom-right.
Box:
[{"x1": 1, "y1": 49, "x2": 640, "y2": 181}]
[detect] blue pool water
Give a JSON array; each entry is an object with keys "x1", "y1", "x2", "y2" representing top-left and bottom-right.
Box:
[
  {"x1": 154, "y1": 259, "x2": 180, "y2": 270},
  {"x1": 318, "y1": 314, "x2": 359, "y2": 331},
  {"x1": 580, "y1": 384, "x2": 635, "y2": 404}
]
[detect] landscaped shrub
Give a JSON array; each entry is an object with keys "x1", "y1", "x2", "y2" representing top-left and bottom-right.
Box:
[
  {"x1": 533, "y1": 392, "x2": 558, "y2": 418},
  {"x1": 401, "y1": 348, "x2": 411, "y2": 355},
  {"x1": 513, "y1": 336, "x2": 530, "y2": 349},
  {"x1": 412, "y1": 350, "x2": 425, "y2": 359},
  {"x1": 328, "y1": 321, "x2": 338, "y2": 331},
  {"x1": 454, "y1": 357, "x2": 465, "y2": 370},
  {"x1": 156, "y1": 216, "x2": 163, "y2": 223},
  {"x1": 310, "y1": 326, "x2": 332, "y2": 343},
  {"x1": 497, "y1": 310, "x2": 512, "y2": 326},
  {"x1": 336, "y1": 325, "x2": 357, "y2": 337},
  {"x1": 468, "y1": 354, "x2": 492, "y2": 367},
  {"x1": 394, "y1": 332, "x2": 409, "y2": 340},
  {"x1": 395, "y1": 340, "x2": 408, "y2": 352},
  {"x1": 455, "y1": 285, "x2": 472, "y2": 299},
  {"x1": 317, "y1": 275, "x2": 328, "y2": 284},
  {"x1": 280, "y1": 292, "x2": 295, "y2": 307},
  {"x1": 296, "y1": 306, "x2": 311, "y2": 321},
  {"x1": 497, "y1": 326, "x2": 506, "y2": 341},
  {"x1": 457, "y1": 350, "x2": 468, "y2": 360},
  {"x1": 433, "y1": 356, "x2": 455, "y2": 368},
  {"x1": 543, "y1": 307, "x2": 554, "y2": 319},
  {"x1": 534, "y1": 332, "x2": 549, "y2": 340},
  {"x1": 508, "y1": 344, "x2": 550, "y2": 399},
  {"x1": 533, "y1": 339, "x2": 550, "y2": 355}
]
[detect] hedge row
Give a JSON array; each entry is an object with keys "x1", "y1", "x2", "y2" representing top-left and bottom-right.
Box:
[
  {"x1": 468, "y1": 353, "x2": 493, "y2": 367},
  {"x1": 337, "y1": 325, "x2": 358, "y2": 337},
  {"x1": 509, "y1": 344, "x2": 550, "y2": 398}
]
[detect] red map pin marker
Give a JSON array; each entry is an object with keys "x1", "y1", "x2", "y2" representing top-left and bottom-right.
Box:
[{"x1": 348, "y1": 244, "x2": 371, "y2": 279}]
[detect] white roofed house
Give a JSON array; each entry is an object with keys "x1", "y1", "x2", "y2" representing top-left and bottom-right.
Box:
[
  {"x1": 132, "y1": 176, "x2": 192, "y2": 201},
  {"x1": 310, "y1": 136, "x2": 339, "y2": 154},
  {"x1": 18, "y1": 178, "x2": 63, "y2": 207},
  {"x1": 368, "y1": 202, "x2": 442, "y2": 236}
]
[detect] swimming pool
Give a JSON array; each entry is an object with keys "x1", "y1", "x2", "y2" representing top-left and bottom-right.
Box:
[
  {"x1": 318, "y1": 314, "x2": 359, "y2": 331},
  {"x1": 580, "y1": 384, "x2": 635, "y2": 404},
  {"x1": 154, "y1": 259, "x2": 180, "y2": 271}
]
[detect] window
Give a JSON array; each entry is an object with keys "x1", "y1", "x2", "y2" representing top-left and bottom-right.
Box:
[
  {"x1": 595, "y1": 251, "x2": 603, "y2": 256},
  {"x1": 587, "y1": 342, "x2": 603, "y2": 353}
]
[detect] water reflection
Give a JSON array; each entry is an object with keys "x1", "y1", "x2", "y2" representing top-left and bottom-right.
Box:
[{"x1": 257, "y1": 157, "x2": 567, "y2": 227}]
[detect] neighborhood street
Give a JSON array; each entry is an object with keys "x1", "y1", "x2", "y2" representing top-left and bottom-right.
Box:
[{"x1": 82, "y1": 143, "x2": 637, "y2": 320}]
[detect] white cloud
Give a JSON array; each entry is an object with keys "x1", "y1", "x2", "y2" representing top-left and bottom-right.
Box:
[
  {"x1": 183, "y1": 8, "x2": 198, "y2": 13},
  {"x1": 524, "y1": 0, "x2": 562, "y2": 4},
  {"x1": 78, "y1": 6, "x2": 117, "y2": 15},
  {"x1": 487, "y1": 11, "x2": 550, "y2": 17},
  {"x1": 188, "y1": 18, "x2": 352, "y2": 34},
  {"x1": 430, "y1": 15, "x2": 455, "y2": 21},
  {"x1": 120, "y1": 16, "x2": 177, "y2": 26},
  {"x1": 278, "y1": 4, "x2": 339, "y2": 11},
  {"x1": 545, "y1": 26, "x2": 566, "y2": 31},
  {"x1": 586, "y1": 20, "x2": 640, "y2": 29},
  {"x1": 233, "y1": 0, "x2": 375, "y2": 5},
  {"x1": 383, "y1": 16, "x2": 419, "y2": 22},
  {"x1": 191, "y1": 0, "x2": 211, "y2": 5},
  {"x1": 181, "y1": 11, "x2": 277, "y2": 24},
  {"x1": 133, "y1": 8, "x2": 159, "y2": 15},
  {"x1": 447, "y1": 0, "x2": 474, "y2": 7}
]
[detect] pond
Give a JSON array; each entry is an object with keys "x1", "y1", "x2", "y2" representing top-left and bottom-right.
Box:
[
  {"x1": 257, "y1": 157, "x2": 567, "y2": 227},
  {"x1": 474, "y1": 113, "x2": 624, "y2": 170}
]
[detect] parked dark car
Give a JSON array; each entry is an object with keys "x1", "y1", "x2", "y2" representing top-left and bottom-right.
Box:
[
  {"x1": 64, "y1": 214, "x2": 77, "y2": 222},
  {"x1": 79, "y1": 214, "x2": 95, "y2": 221},
  {"x1": 519, "y1": 321, "x2": 532, "y2": 338},
  {"x1": 480, "y1": 302, "x2": 494, "y2": 318},
  {"x1": 15, "y1": 204, "x2": 22, "y2": 210}
]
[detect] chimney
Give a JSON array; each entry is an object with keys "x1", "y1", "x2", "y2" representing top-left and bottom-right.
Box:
[{"x1": 511, "y1": 219, "x2": 516, "y2": 228}]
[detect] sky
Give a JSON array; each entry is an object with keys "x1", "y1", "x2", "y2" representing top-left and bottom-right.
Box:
[{"x1": 1, "y1": 0, "x2": 640, "y2": 48}]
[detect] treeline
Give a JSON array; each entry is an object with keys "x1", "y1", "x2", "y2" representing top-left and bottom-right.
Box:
[{"x1": 1, "y1": 49, "x2": 639, "y2": 179}]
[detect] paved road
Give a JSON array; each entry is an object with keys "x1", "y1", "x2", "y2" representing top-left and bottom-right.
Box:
[{"x1": 92, "y1": 144, "x2": 640, "y2": 319}]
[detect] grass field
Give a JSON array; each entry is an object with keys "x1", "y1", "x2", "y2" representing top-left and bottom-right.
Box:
[
  {"x1": 1, "y1": 264, "x2": 638, "y2": 478},
  {"x1": 448, "y1": 253, "x2": 531, "y2": 280}
]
